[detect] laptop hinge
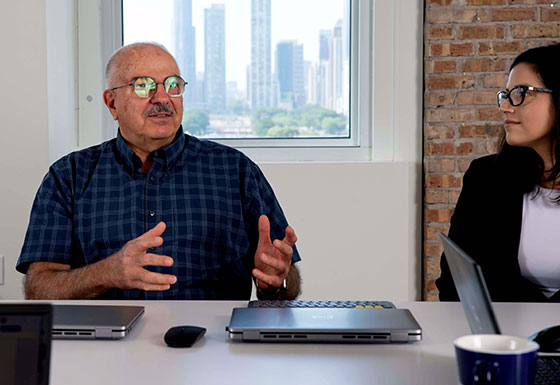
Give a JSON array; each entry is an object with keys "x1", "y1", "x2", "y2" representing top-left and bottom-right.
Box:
[{"x1": 95, "y1": 327, "x2": 113, "y2": 339}]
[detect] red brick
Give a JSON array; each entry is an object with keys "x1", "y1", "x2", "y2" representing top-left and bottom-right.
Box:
[
  {"x1": 459, "y1": 124, "x2": 502, "y2": 138},
  {"x1": 488, "y1": 8, "x2": 537, "y2": 21},
  {"x1": 427, "y1": 0, "x2": 452, "y2": 5},
  {"x1": 456, "y1": 141, "x2": 475, "y2": 155},
  {"x1": 513, "y1": 24, "x2": 560, "y2": 38},
  {"x1": 430, "y1": 42, "x2": 475, "y2": 57},
  {"x1": 424, "y1": 242, "x2": 444, "y2": 258},
  {"x1": 474, "y1": 140, "x2": 492, "y2": 155},
  {"x1": 467, "y1": 0, "x2": 505, "y2": 4},
  {"x1": 426, "y1": 208, "x2": 455, "y2": 223},
  {"x1": 451, "y1": 190, "x2": 462, "y2": 204},
  {"x1": 461, "y1": 58, "x2": 508, "y2": 73},
  {"x1": 428, "y1": 26, "x2": 454, "y2": 40},
  {"x1": 458, "y1": 157, "x2": 476, "y2": 172},
  {"x1": 426, "y1": 158, "x2": 456, "y2": 173},
  {"x1": 478, "y1": 108, "x2": 504, "y2": 121},
  {"x1": 542, "y1": 8, "x2": 560, "y2": 22},
  {"x1": 427, "y1": 9, "x2": 478, "y2": 24},
  {"x1": 483, "y1": 73, "x2": 509, "y2": 88},
  {"x1": 426, "y1": 174, "x2": 462, "y2": 188},
  {"x1": 426, "y1": 141, "x2": 456, "y2": 156},
  {"x1": 426, "y1": 108, "x2": 476, "y2": 123},
  {"x1": 425, "y1": 125, "x2": 456, "y2": 139},
  {"x1": 425, "y1": 189, "x2": 451, "y2": 204},
  {"x1": 479, "y1": 41, "x2": 525, "y2": 55},
  {"x1": 457, "y1": 91, "x2": 498, "y2": 106},
  {"x1": 459, "y1": 25, "x2": 506, "y2": 40},
  {"x1": 424, "y1": 258, "x2": 442, "y2": 280},
  {"x1": 426, "y1": 92, "x2": 456, "y2": 106},
  {"x1": 426, "y1": 224, "x2": 451, "y2": 240},
  {"x1": 428, "y1": 59, "x2": 458, "y2": 74},
  {"x1": 425, "y1": 292, "x2": 439, "y2": 302},
  {"x1": 427, "y1": 75, "x2": 475, "y2": 90}
]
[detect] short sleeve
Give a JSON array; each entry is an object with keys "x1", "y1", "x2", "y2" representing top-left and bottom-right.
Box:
[{"x1": 16, "y1": 165, "x2": 75, "y2": 273}]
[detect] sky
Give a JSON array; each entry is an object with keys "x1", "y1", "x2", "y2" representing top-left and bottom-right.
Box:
[{"x1": 123, "y1": 0, "x2": 346, "y2": 91}]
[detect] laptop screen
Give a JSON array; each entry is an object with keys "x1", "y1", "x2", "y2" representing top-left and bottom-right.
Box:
[
  {"x1": 439, "y1": 233, "x2": 501, "y2": 335},
  {"x1": 0, "y1": 304, "x2": 52, "y2": 385}
]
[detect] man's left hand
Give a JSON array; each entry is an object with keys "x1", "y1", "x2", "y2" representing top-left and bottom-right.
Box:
[{"x1": 252, "y1": 215, "x2": 297, "y2": 290}]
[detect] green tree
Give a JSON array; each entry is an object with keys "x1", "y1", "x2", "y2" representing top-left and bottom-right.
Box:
[
  {"x1": 267, "y1": 125, "x2": 300, "y2": 137},
  {"x1": 183, "y1": 109, "x2": 210, "y2": 135}
]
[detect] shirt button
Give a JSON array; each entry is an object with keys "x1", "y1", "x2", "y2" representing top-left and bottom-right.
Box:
[
  {"x1": 150, "y1": 176, "x2": 156, "y2": 182},
  {"x1": 149, "y1": 211, "x2": 155, "y2": 217}
]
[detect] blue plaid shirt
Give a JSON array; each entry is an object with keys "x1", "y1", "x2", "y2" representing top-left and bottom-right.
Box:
[{"x1": 17, "y1": 128, "x2": 300, "y2": 299}]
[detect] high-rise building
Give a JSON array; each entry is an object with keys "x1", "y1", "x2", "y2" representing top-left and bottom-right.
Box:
[
  {"x1": 174, "y1": 0, "x2": 196, "y2": 106},
  {"x1": 204, "y1": 4, "x2": 226, "y2": 111},
  {"x1": 328, "y1": 20, "x2": 343, "y2": 113},
  {"x1": 275, "y1": 40, "x2": 305, "y2": 107},
  {"x1": 250, "y1": 0, "x2": 274, "y2": 108}
]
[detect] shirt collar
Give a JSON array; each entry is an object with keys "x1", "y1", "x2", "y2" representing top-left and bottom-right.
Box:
[{"x1": 115, "y1": 127, "x2": 186, "y2": 176}]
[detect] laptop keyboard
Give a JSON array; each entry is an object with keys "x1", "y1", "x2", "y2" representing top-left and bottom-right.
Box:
[
  {"x1": 247, "y1": 300, "x2": 396, "y2": 309},
  {"x1": 536, "y1": 357, "x2": 560, "y2": 385}
]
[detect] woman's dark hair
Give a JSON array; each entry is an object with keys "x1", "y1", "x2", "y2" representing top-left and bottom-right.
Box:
[{"x1": 497, "y1": 43, "x2": 560, "y2": 194}]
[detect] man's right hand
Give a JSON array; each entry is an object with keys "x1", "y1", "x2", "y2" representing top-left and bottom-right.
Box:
[{"x1": 106, "y1": 221, "x2": 177, "y2": 291}]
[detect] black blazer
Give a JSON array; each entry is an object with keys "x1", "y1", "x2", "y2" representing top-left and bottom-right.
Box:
[{"x1": 436, "y1": 154, "x2": 560, "y2": 302}]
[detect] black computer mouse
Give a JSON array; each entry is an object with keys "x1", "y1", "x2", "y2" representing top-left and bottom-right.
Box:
[
  {"x1": 164, "y1": 325, "x2": 206, "y2": 348},
  {"x1": 529, "y1": 325, "x2": 560, "y2": 353}
]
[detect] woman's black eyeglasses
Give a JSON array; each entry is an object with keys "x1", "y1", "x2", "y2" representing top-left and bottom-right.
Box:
[{"x1": 497, "y1": 85, "x2": 553, "y2": 108}]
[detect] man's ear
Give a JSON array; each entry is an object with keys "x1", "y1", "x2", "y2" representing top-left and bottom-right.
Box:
[{"x1": 103, "y1": 89, "x2": 119, "y2": 120}]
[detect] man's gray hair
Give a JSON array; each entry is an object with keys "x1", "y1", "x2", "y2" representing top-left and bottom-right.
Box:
[{"x1": 105, "y1": 42, "x2": 175, "y2": 88}]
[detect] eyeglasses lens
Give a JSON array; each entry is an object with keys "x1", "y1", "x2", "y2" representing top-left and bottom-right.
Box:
[
  {"x1": 510, "y1": 87, "x2": 524, "y2": 106},
  {"x1": 165, "y1": 77, "x2": 184, "y2": 96},
  {"x1": 133, "y1": 77, "x2": 156, "y2": 98}
]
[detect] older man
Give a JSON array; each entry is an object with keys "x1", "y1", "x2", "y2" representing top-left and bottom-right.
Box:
[{"x1": 17, "y1": 42, "x2": 301, "y2": 300}]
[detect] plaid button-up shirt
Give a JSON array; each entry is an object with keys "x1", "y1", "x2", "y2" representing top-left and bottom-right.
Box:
[{"x1": 17, "y1": 128, "x2": 300, "y2": 299}]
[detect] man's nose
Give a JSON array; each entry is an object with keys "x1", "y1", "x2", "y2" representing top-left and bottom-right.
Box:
[{"x1": 151, "y1": 82, "x2": 171, "y2": 103}]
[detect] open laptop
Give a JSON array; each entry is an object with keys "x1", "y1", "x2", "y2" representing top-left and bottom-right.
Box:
[
  {"x1": 439, "y1": 233, "x2": 560, "y2": 384},
  {"x1": 227, "y1": 305, "x2": 421, "y2": 343},
  {"x1": 0, "y1": 304, "x2": 52, "y2": 385},
  {"x1": 52, "y1": 304, "x2": 144, "y2": 340}
]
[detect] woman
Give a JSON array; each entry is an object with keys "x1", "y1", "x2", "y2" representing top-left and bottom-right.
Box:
[{"x1": 437, "y1": 43, "x2": 560, "y2": 302}]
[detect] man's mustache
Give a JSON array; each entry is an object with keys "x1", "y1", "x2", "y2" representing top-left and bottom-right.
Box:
[{"x1": 146, "y1": 104, "x2": 174, "y2": 117}]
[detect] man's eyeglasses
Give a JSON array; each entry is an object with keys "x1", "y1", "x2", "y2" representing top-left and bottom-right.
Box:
[
  {"x1": 496, "y1": 85, "x2": 553, "y2": 108},
  {"x1": 111, "y1": 76, "x2": 186, "y2": 98}
]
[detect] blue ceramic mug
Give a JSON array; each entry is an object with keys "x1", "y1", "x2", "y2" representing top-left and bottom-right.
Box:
[{"x1": 454, "y1": 334, "x2": 539, "y2": 385}]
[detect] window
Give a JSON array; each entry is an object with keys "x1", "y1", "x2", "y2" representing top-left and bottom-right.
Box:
[
  {"x1": 74, "y1": 0, "x2": 403, "y2": 161},
  {"x1": 123, "y1": 0, "x2": 351, "y2": 143}
]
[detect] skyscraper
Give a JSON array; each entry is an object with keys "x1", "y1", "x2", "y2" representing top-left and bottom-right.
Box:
[
  {"x1": 250, "y1": 0, "x2": 273, "y2": 108},
  {"x1": 204, "y1": 4, "x2": 226, "y2": 111},
  {"x1": 276, "y1": 40, "x2": 305, "y2": 107},
  {"x1": 174, "y1": 0, "x2": 196, "y2": 106}
]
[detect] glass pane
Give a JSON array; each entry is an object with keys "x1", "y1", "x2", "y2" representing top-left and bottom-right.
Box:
[{"x1": 123, "y1": 0, "x2": 351, "y2": 139}]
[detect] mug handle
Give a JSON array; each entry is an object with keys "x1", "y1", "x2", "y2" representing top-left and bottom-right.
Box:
[{"x1": 473, "y1": 360, "x2": 500, "y2": 385}]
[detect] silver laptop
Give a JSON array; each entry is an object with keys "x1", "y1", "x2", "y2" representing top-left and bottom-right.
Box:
[
  {"x1": 439, "y1": 233, "x2": 500, "y2": 334},
  {"x1": 52, "y1": 305, "x2": 144, "y2": 340},
  {"x1": 227, "y1": 306, "x2": 421, "y2": 343}
]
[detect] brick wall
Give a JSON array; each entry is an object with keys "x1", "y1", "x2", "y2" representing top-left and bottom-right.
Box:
[{"x1": 423, "y1": 0, "x2": 560, "y2": 301}]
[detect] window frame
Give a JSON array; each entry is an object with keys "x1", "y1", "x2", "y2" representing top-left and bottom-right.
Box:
[{"x1": 76, "y1": 0, "x2": 399, "y2": 162}]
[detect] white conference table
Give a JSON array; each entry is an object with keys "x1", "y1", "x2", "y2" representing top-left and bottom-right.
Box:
[{"x1": 28, "y1": 300, "x2": 560, "y2": 384}]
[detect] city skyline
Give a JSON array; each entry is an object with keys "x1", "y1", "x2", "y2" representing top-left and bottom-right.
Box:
[{"x1": 123, "y1": 0, "x2": 346, "y2": 94}]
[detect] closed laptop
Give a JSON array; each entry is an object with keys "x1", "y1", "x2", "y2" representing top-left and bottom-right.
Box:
[
  {"x1": 227, "y1": 307, "x2": 422, "y2": 343},
  {"x1": 52, "y1": 305, "x2": 144, "y2": 340}
]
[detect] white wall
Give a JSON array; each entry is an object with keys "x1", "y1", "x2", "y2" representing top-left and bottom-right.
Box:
[
  {"x1": 0, "y1": 0, "x2": 50, "y2": 299},
  {"x1": 0, "y1": 0, "x2": 423, "y2": 301}
]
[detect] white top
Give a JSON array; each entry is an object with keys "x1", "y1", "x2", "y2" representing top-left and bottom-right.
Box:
[{"x1": 518, "y1": 186, "x2": 560, "y2": 298}]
